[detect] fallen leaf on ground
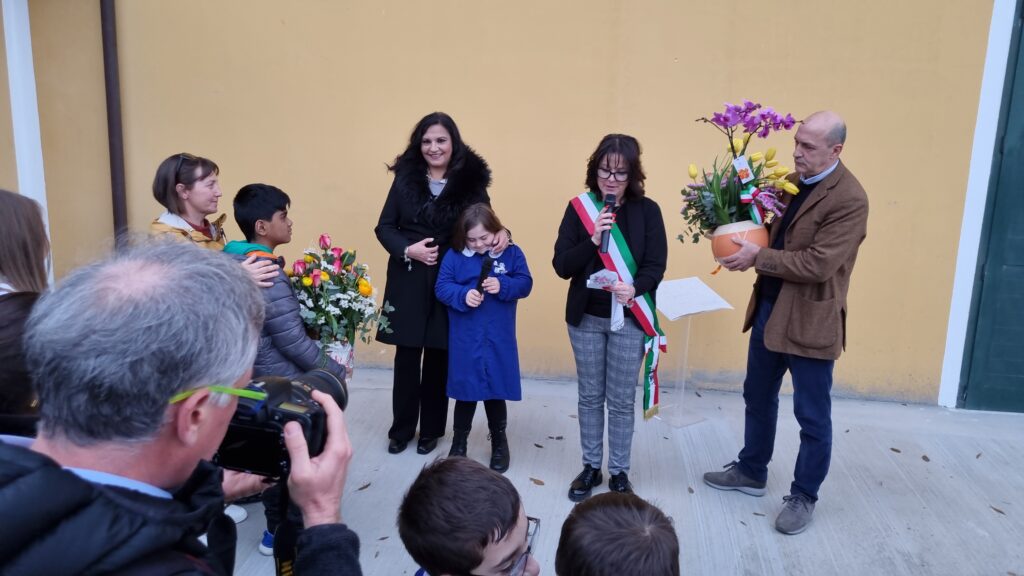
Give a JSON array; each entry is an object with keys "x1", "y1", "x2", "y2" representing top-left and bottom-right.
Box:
[
  {"x1": 378, "y1": 536, "x2": 388, "y2": 541},
  {"x1": 845, "y1": 429, "x2": 850, "y2": 433},
  {"x1": 555, "y1": 435, "x2": 563, "y2": 440},
  {"x1": 687, "y1": 486, "x2": 694, "y2": 494},
  {"x1": 530, "y1": 477, "x2": 545, "y2": 486},
  {"x1": 990, "y1": 505, "x2": 1006, "y2": 516},
  {"x1": 753, "y1": 512, "x2": 766, "y2": 517},
  {"x1": 695, "y1": 390, "x2": 703, "y2": 397},
  {"x1": 739, "y1": 520, "x2": 747, "y2": 526},
  {"x1": 569, "y1": 414, "x2": 578, "y2": 419},
  {"x1": 534, "y1": 443, "x2": 544, "y2": 449},
  {"x1": 357, "y1": 482, "x2": 371, "y2": 491},
  {"x1": 921, "y1": 455, "x2": 930, "y2": 462},
  {"x1": 890, "y1": 447, "x2": 902, "y2": 453},
  {"x1": 977, "y1": 452, "x2": 983, "y2": 459},
  {"x1": 374, "y1": 551, "x2": 379, "y2": 559},
  {"x1": 663, "y1": 436, "x2": 669, "y2": 440}
]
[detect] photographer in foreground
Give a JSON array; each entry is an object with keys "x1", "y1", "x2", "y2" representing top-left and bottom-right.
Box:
[{"x1": 0, "y1": 241, "x2": 360, "y2": 575}]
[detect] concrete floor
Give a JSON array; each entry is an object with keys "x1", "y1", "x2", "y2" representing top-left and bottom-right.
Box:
[{"x1": 233, "y1": 368, "x2": 1024, "y2": 576}]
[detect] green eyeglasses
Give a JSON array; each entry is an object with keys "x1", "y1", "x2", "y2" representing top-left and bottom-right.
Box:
[{"x1": 169, "y1": 385, "x2": 267, "y2": 405}]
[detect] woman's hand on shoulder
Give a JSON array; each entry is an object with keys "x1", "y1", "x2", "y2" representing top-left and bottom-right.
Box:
[
  {"x1": 242, "y1": 254, "x2": 279, "y2": 288},
  {"x1": 492, "y1": 229, "x2": 512, "y2": 253}
]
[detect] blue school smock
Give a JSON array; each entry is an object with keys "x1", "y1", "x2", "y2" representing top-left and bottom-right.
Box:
[{"x1": 434, "y1": 245, "x2": 533, "y2": 401}]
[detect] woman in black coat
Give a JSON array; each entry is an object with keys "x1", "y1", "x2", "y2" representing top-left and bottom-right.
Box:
[{"x1": 375, "y1": 112, "x2": 509, "y2": 455}]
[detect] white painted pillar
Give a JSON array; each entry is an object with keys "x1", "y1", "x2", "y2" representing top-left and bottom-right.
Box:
[{"x1": 938, "y1": 0, "x2": 1018, "y2": 407}]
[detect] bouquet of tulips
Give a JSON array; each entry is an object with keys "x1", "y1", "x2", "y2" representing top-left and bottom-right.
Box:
[
  {"x1": 288, "y1": 233, "x2": 393, "y2": 349},
  {"x1": 680, "y1": 100, "x2": 799, "y2": 244}
]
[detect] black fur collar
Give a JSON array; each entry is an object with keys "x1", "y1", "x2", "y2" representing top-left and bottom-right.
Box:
[{"x1": 394, "y1": 147, "x2": 492, "y2": 230}]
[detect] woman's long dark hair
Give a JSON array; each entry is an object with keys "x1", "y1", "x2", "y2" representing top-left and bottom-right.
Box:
[
  {"x1": 584, "y1": 134, "x2": 646, "y2": 200},
  {"x1": 389, "y1": 112, "x2": 468, "y2": 177}
]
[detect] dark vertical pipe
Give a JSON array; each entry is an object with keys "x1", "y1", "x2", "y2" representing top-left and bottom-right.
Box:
[{"x1": 100, "y1": 0, "x2": 128, "y2": 245}]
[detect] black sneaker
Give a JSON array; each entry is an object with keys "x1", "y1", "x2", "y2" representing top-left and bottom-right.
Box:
[
  {"x1": 568, "y1": 465, "x2": 602, "y2": 502},
  {"x1": 608, "y1": 472, "x2": 633, "y2": 494}
]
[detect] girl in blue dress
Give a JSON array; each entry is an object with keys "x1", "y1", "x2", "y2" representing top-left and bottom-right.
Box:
[{"x1": 435, "y1": 203, "x2": 533, "y2": 472}]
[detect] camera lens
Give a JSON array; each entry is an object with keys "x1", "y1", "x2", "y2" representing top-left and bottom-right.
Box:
[{"x1": 293, "y1": 369, "x2": 348, "y2": 411}]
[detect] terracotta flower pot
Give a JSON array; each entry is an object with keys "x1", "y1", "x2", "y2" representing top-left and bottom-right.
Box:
[{"x1": 711, "y1": 220, "x2": 768, "y2": 259}]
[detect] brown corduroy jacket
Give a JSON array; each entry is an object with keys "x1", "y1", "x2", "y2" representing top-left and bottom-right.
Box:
[{"x1": 744, "y1": 160, "x2": 869, "y2": 360}]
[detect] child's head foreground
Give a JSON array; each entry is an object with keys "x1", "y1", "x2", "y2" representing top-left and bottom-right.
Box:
[
  {"x1": 452, "y1": 203, "x2": 504, "y2": 255},
  {"x1": 398, "y1": 457, "x2": 539, "y2": 576},
  {"x1": 233, "y1": 183, "x2": 292, "y2": 249},
  {"x1": 555, "y1": 492, "x2": 679, "y2": 576}
]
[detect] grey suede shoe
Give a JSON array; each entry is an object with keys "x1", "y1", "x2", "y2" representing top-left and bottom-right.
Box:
[
  {"x1": 775, "y1": 493, "x2": 815, "y2": 535},
  {"x1": 702, "y1": 461, "x2": 767, "y2": 496}
]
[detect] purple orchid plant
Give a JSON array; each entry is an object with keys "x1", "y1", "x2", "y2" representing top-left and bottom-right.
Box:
[{"x1": 680, "y1": 100, "x2": 799, "y2": 244}]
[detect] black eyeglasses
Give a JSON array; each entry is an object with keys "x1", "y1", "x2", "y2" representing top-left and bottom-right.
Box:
[
  {"x1": 507, "y1": 516, "x2": 539, "y2": 576},
  {"x1": 597, "y1": 168, "x2": 628, "y2": 182},
  {"x1": 173, "y1": 152, "x2": 198, "y2": 184}
]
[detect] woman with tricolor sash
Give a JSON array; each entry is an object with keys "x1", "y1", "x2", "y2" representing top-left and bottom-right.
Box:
[{"x1": 552, "y1": 134, "x2": 667, "y2": 502}]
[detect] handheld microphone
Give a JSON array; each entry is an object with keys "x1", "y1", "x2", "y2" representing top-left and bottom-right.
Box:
[
  {"x1": 599, "y1": 194, "x2": 616, "y2": 254},
  {"x1": 476, "y1": 256, "x2": 494, "y2": 292}
]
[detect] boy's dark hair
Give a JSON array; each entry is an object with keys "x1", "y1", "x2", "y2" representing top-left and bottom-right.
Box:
[
  {"x1": 233, "y1": 183, "x2": 290, "y2": 242},
  {"x1": 451, "y1": 203, "x2": 504, "y2": 252},
  {"x1": 398, "y1": 458, "x2": 521, "y2": 576},
  {"x1": 555, "y1": 492, "x2": 679, "y2": 576},
  {"x1": 584, "y1": 134, "x2": 646, "y2": 201},
  {"x1": 152, "y1": 152, "x2": 219, "y2": 215}
]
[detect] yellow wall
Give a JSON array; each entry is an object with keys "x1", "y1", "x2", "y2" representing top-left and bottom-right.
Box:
[
  {"x1": 0, "y1": 9, "x2": 19, "y2": 191},
  {"x1": 24, "y1": 1, "x2": 995, "y2": 402},
  {"x1": 28, "y1": 1, "x2": 112, "y2": 277}
]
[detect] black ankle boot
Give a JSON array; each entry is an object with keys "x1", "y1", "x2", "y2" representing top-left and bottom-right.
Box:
[
  {"x1": 488, "y1": 423, "x2": 509, "y2": 473},
  {"x1": 448, "y1": 429, "x2": 470, "y2": 458}
]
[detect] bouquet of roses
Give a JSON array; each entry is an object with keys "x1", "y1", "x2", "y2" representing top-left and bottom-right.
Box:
[
  {"x1": 288, "y1": 234, "x2": 393, "y2": 371},
  {"x1": 680, "y1": 100, "x2": 799, "y2": 244}
]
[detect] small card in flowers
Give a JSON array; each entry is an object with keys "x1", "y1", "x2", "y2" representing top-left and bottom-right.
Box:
[
  {"x1": 732, "y1": 156, "x2": 755, "y2": 184},
  {"x1": 586, "y1": 269, "x2": 619, "y2": 290}
]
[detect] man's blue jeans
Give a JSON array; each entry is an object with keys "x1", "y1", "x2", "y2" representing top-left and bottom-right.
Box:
[{"x1": 737, "y1": 297, "x2": 834, "y2": 500}]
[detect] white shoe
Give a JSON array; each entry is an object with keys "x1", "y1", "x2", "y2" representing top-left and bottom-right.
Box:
[{"x1": 224, "y1": 504, "x2": 248, "y2": 524}]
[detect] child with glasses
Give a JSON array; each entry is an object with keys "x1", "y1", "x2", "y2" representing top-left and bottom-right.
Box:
[
  {"x1": 399, "y1": 458, "x2": 540, "y2": 576},
  {"x1": 434, "y1": 203, "x2": 533, "y2": 473}
]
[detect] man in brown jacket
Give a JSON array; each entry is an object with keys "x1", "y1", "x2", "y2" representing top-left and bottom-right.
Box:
[{"x1": 703, "y1": 111, "x2": 869, "y2": 535}]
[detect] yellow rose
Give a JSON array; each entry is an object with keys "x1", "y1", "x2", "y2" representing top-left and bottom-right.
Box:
[
  {"x1": 765, "y1": 147, "x2": 777, "y2": 161},
  {"x1": 749, "y1": 152, "x2": 764, "y2": 163},
  {"x1": 302, "y1": 276, "x2": 313, "y2": 287},
  {"x1": 304, "y1": 254, "x2": 315, "y2": 264},
  {"x1": 782, "y1": 182, "x2": 800, "y2": 195},
  {"x1": 320, "y1": 271, "x2": 330, "y2": 282},
  {"x1": 358, "y1": 279, "x2": 372, "y2": 297}
]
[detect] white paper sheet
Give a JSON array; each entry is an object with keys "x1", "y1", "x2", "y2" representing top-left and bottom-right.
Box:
[{"x1": 655, "y1": 277, "x2": 733, "y2": 320}]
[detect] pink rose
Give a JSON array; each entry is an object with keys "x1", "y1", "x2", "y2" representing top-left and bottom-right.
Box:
[
  {"x1": 292, "y1": 260, "x2": 307, "y2": 276},
  {"x1": 332, "y1": 259, "x2": 343, "y2": 274},
  {"x1": 311, "y1": 268, "x2": 323, "y2": 287},
  {"x1": 318, "y1": 233, "x2": 332, "y2": 250},
  {"x1": 331, "y1": 247, "x2": 344, "y2": 259}
]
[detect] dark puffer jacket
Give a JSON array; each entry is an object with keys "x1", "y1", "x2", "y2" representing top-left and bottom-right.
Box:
[
  {"x1": 0, "y1": 440, "x2": 234, "y2": 575},
  {"x1": 374, "y1": 148, "x2": 492, "y2": 349},
  {"x1": 226, "y1": 248, "x2": 347, "y2": 381}
]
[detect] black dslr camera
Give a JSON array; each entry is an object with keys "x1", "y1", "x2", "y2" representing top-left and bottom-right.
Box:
[{"x1": 214, "y1": 369, "x2": 347, "y2": 477}]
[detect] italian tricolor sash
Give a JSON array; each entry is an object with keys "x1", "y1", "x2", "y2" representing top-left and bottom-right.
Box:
[{"x1": 570, "y1": 191, "x2": 667, "y2": 419}]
